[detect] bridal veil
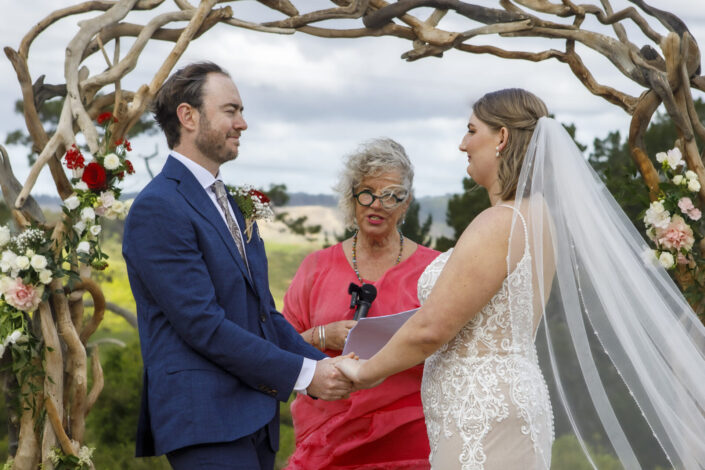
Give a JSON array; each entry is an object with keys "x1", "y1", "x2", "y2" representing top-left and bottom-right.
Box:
[{"x1": 508, "y1": 117, "x2": 705, "y2": 469}]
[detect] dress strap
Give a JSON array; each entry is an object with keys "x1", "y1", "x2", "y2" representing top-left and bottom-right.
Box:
[{"x1": 496, "y1": 204, "x2": 530, "y2": 273}]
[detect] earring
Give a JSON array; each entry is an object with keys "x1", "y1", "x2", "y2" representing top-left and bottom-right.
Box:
[{"x1": 495, "y1": 145, "x2": 500, "y2": 157}]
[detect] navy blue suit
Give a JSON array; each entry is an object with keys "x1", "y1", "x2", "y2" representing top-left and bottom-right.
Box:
[{"x1": 123, "y1": 156, "x2": 325, "y2": 459}]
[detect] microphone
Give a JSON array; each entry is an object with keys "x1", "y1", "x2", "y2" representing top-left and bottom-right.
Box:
[{"x1": 351, "y1": 283, "x2": 377, "y2": 321}]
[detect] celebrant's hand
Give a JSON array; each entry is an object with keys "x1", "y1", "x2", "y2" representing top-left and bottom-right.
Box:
[{"x1": 325, "y1": 320, "x2": 358, "y2": 351}]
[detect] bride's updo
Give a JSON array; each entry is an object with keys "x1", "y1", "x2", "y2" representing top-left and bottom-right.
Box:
[{"x1": 473, "y1": 88, "x2": 548, "y2": 200}]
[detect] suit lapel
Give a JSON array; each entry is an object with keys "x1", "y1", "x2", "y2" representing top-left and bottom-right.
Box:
[{"x1": 164, "y1": 157, "x2": 255, "y2": 291}]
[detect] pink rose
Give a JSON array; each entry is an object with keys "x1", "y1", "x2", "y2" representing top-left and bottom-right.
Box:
[
  {"x1": 3, "y1": 278, "x2": 43, "y2": 312},
  {"x1": 677, "y1": 197, "x2": 702, "y2": 221},
  {"x1": 657, "y1": 215, "x2": 695, "y2": 251}
]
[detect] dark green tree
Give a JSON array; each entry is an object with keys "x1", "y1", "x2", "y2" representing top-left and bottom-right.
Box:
[{"x1": 401, "y1": 199, "x2": 433, "y2": 247}]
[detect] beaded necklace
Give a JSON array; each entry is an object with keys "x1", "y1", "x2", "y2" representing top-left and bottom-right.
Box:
[{"x1": 351, "y1": 229, "x2": 404, "y2": 284}]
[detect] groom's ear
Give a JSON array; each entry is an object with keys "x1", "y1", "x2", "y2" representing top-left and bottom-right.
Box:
[{"x1": 176, "y1": 103, "x2": 198, "y2": 133}]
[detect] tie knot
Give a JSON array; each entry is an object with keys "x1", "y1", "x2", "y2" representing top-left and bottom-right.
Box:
[{"x1": 212, "y1": 180, "x2": 227, "y2": 200}]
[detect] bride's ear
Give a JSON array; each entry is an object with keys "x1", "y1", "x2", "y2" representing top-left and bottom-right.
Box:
[{"x1": 497, "y1": 127, "x2": 509, "y2": 153}]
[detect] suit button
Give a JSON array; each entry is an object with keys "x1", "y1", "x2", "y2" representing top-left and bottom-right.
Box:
[{"x1": 260, "y1": 313, "x2": 267, "y2": 323}]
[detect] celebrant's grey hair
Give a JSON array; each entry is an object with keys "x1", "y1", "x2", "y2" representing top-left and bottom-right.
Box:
[{"x1": 334, "y1": 138, "x2": 414, "y2": 229}]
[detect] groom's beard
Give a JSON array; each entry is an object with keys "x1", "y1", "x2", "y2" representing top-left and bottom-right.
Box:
[{"x1": 195, "y1": 113, "x2": 239, "y2": 165}]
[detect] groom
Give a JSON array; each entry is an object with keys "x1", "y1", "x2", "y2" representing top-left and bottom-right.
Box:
[{"x1": 123, "y1": 62, "x2": 352, "y2": 469}]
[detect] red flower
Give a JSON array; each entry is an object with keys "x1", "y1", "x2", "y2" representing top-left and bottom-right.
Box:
[
  {"x1": 116, "y1": 171, "x2": 125, "y2": 181},
  {"x1": 124, "y1": 139, "x2": 132, "y2": 151},
  {"x1": 125, "y1": 160, "x2": 135, "y2": 175},
  {"x1": 97, "y1": 112, "x2": 116, "y2": 124},
  {"x1": 250, "y1": 189, "x2": 270, "y2": 204},
  {"x1": 115, "y1": 138, "x2": 123, "y2": 146},
  {"x1": 82, "y1": 162, "x2": 107, "y2": 190},
  {"x1": 64, "y1": 144, "x2": 85, "y2": 169}
]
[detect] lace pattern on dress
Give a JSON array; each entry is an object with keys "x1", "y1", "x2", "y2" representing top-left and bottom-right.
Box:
[{"x1": 418, "y1": 206, "x2": 554, "y2": 469}]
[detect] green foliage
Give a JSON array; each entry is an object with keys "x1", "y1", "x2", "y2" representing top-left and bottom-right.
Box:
[
  {"x1": 84, "y1": 339, "x2": 169, "y2": 469},
  {"x1": 267, "y1": 183, "x2": 290, "y2": 207},
  {"x1": 551, "y1": 434, "x2": 622, "y2": 470},
  {"x1": 401, "y1": 199, "x2": 433, "y2": 247},
  {"x1": 434, "y1": 177, "x2": 490, "y2": 252}
]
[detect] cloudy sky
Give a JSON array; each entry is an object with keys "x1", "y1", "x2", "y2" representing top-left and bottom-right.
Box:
[{"x1": 1, "y1": 1, "x2": 704, "y2": 198}]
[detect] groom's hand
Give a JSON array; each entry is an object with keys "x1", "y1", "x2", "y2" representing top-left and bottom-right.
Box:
[{"x1": 307, "y1": 356, "x2": 354, "y2": 401}]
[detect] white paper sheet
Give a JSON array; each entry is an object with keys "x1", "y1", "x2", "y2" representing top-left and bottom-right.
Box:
[{"x1": 342, "y1": 308, "x2": 418, "y2": 359}]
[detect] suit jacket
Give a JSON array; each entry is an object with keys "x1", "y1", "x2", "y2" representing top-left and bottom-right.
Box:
[{"x1": 123, "y1": 156, "x2": 325, "y2": 457}]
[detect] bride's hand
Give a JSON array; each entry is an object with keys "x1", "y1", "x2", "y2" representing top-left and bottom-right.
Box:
[{"x1": 335, "y1": 357, "x2": 384, "y2": 390}]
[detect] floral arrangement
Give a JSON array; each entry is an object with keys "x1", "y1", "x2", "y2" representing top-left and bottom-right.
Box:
[
  {"x1": 0, "y1": 224, "x2": 61, "y2": 375},
  {"x1": 48, "y1": 445, "x2": 95, "y2": 470},
  {"x1": 228, "y1": 184, "x2": 274, "y2": 241},
  {"x1": 643, "y1": 147, "x2": 705, "y2": 306},
  {"x1": 61, "y1": 112, "x2": 134, "y2": 270}
]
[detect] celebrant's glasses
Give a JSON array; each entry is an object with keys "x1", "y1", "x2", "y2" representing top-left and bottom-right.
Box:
[{"x1": 353, "y1": 188, "x2": 408, "y2": 209}]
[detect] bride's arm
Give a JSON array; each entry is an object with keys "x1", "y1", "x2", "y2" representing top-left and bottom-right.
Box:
[{"x1": 351, "y1": 206, "x2": 516, "y2": 388}]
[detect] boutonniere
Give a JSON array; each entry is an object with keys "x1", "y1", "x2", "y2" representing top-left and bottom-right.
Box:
[{"x1": 227, "y1": 184, "x2": 274, "y2": 242}]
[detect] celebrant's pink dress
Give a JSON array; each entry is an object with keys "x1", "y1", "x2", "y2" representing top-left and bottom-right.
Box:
[{"x1": 283, "y1": 242, "x2": 439, "y2": 470}]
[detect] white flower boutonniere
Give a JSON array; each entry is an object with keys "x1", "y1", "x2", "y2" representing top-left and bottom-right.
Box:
[{"x1": 228, "y1": 185, "x2": 274, "y2": 242}]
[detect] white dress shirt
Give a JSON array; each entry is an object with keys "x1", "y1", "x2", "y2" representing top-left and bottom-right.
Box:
[{"x1": 169, "y1": 152, "x2": 316, "y2": 393}]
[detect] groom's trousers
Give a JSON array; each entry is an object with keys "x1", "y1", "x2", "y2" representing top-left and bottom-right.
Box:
[{"x1": 166, "y1": 425, "x2": 274, "y2": 470}]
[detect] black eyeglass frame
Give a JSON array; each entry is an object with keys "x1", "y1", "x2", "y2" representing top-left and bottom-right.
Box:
[{"x1": 353, "y1": 188, "x2": 408, "y2": 209}]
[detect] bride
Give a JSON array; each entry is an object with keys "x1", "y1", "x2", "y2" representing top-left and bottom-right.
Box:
[{"x1": 337, "y1": 88, "x2": 705, "y2": 469}]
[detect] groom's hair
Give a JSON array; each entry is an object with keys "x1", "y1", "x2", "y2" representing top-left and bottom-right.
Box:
[{"x1": 151, "y1": 61, "x2": 231, "y2": 149}]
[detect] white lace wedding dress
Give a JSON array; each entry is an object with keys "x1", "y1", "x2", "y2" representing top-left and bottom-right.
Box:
[{"x1": 417, "y1": 206, "x2": 554, "y2": 469}]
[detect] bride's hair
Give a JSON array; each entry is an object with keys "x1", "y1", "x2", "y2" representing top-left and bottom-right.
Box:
[{"x1": 473, "y1": 88, "x2": 548, "y2": 200}]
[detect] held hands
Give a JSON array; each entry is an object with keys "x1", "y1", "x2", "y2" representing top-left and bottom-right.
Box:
[
  {"x1": 335, "y1": 356, "x2": 385, "y2": 391},
  {"x1": 306, "y1": 354, "x2": 357, "y2": 401}
]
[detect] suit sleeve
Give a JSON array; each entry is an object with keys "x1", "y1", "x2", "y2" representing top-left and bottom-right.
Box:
[
  {"x1": 258, "y1": 244, "x2": 325, "y2": 360},
  {"x1": 124, "y1": 193, "x2": 302, "y2": 402}
]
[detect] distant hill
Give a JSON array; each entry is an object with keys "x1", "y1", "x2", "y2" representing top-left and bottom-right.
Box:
[{"x1": 23, "y1": 191, "x2": 454, "y2": 241}]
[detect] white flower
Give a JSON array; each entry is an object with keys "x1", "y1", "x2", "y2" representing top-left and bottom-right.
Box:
[
  {"x1": 657, "y1": 148, "x2": 684, "y2": 170},
  {"x1": 644, "y1": 201, "x2": 671, "y2": 229},
  {"x1": 106, "y1": 200, "x2": 126, "y2": 220},
  {"x1": 64, "y1": 194, "x2": 81, "y2": 211},
  {"x1": 47, "y1": 448, "x2": 61, "y2": 465},
  {"x1": 0, "y1": 343, "x2": 5, "y2": 360},
  {"x1": 672, "y1": 175, "x2": 685, "y2": 185},
  {"x1": 0, "y1": 226, "x2": 10, "y2": 247},
  {"x1": 73, "y1": 221, "x2": 86, "y2": 236},
  {"x1": 89, "y1": 225, "x2": 102, "y2": 237},
  {"x1": 686, "y1": 170, "x2": 698, "y2": 181},
  {"x1": 75, "y1": 181, "x2": 89, "y2": 191},
  {"x1": 103, "y1": 153, "x2": 120, "y2": 170},
  {"x1": 39, "y1": 269, "x2": 52, "y2": 285},
  {"x1": 30, "y1": 255, "x2": 47, "y2": 271},
  {"x1": 80, "y1": 207, "x2": 95, "y2": 222},
  {"x1": 99, "y1": 191, "x2": 115, "y2": 208},
  {"x1": 72, "y1": 167, "x2": 84, "y2": 179},
  {"x1": 688, "y1": 179, "x2": 701, "y2": 193},
  {"x1": 77, "y1": 446, "x2": 94, "y2": 466},
  {"x1": 659, "y1": 252, "x2": 675, "y2": 269},
  {"x1": 14, "y1": 256, "x2": 30, "y2": 271},
  {"x1": 6, "y1": 330, "x2": 22, "y2": 345},
  {"x1": 25, "y1": 249, "x2": 35, "y2": 258},
  {"x1": 0, "y1": 251, "x2": 16, "y2": 273},
  {"x1": 0, "y1": 276, "x2": 14, "y2": 293},
  {"x1": 76, "y1": 241, "x2": 91, "y2": 254}
]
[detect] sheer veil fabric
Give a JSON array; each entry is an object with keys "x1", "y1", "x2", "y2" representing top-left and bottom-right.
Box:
[{"x1": 510, "y1": 117, "x2": 705, "y2": 468}]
